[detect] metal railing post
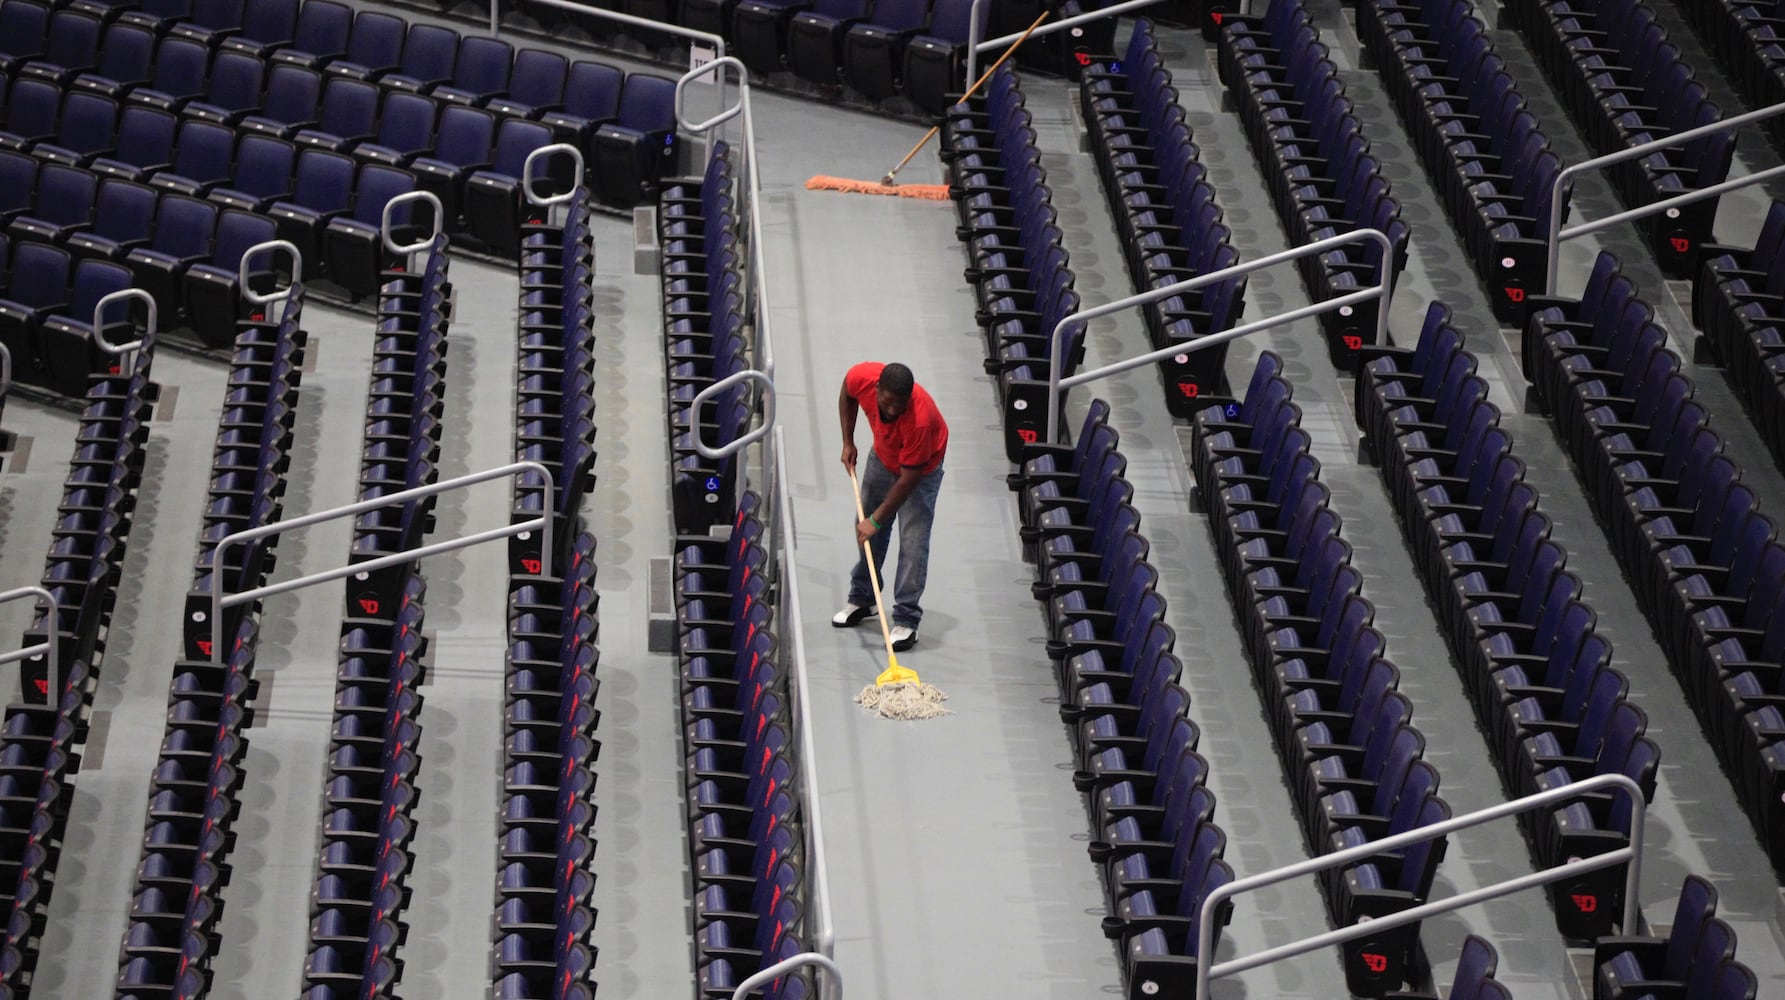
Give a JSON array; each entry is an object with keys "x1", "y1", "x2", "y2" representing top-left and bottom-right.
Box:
[
  {"x1": 523, "y1": 143, "x2": 586, "y2": 206},
  {"x1": 0, "y1": 587, "x2": 60, "y2": 704},
  {"x1": 771, "y1": 426, "x2": 835, "y2": 997},
  {"x1": 1544, "y1": 99, "x2": 1785, "y2": 295},
  {"x1": 1191, "y1": 772, "x2": 1648, "y2": 999},
  {"x1": 382, "y1": 190, "x2": 445, "y2": 264},
  {"x1": 966, "y1": 0, "x2": 1169, "y2": 85},
  {"x1": 1044, "y1": 228, "x2": 1396, "y2": 440},
  {"x1": 690, "y1": 369, "x2": 775, "y2": 459},
  {"x1": 239, "y1": 240, "x2": 302, "y2": 308},
  {"x1": 91, "y1": 288, "x2": 158, "y2": 374},
  {"x1": 730, "y1": 952, "x2": 843, "y2": 1000},
  {"x1": 203, "y1": 461, "x2": 556, "y2": 664},
  {"x1": 0, "y1": 343, "x2": 10, "y2": 408}
]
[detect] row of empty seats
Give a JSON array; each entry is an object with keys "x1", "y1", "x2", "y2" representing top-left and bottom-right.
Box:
[
  {"x1": 1189, "y1": 353, "x2": 1450, "y2": 995},
  {"x1": 1355, "y1": 301, "x2": 1659, "y2": 939},
  {"x1": 0, "y1": 137, "x2": 403, "y2": 334},
  {"x1": 0, "y1": 0, "x2": 680, "y2": 209},
  {"x1": 661, "y1": 142, "x2": 753, "y2": 534},
  {"x1": 1677, "y1": 0, "x2": 1785, "y2": 153},
  {"x1": 514, "y1": 184, "x2": 597, "y2": 580},
  {"x1": 1591, "y1": 875, "x2": 1759, "y2": 1000},
  {"x1": 1498, "y1": 0, "x2": 1732, "y2": 276},
  {"x1": 1217, "y1": 0, "x2": 1407, "y2": 369},
  {"x1": 1695, "y1": 199, "x2": 1785, "y2": 467},
  {"x1": 0, "y1": 229, "x2": 137, "y2": 396},
  {"x1": 1082, "y1": 20, "x2": 1245, "y2": 415},
  {"x1": 299, "y1": 569, "x2": 428, "y2": 999},
  {"x1": 514, "y1": 0, "x2": 1111, "y2": 115},
  {"x1": 181, "y1": 287, "x2": 308, "y2": 661},
  {"x1": 942, "y1": 66, "x2": 1085, "y2": 461},
  {"x1": 1353, "y1": 0, "x2": 1563, "y2": 323},
  {"x1": 1523, "y1": 251, "x2": 1785, "y2": 877},
  {"x1": 116, "y1": 291, "x2": 297, "y2": 998},
  {"x1": 1009, "y1": 399, "x2": 1234, "y2": 999},
  {"x1": 6, "y1": 324, "x2": 158, "y2": 998},
  {"x1": 677, "y1": 493, "x2": 812, "y2": 998},
  {"x1": 344, "y1": 237, "x2": 451, "y2": 621},
  {"x1": 494, "y1": 531, "x2": 599, "y2": 999}
]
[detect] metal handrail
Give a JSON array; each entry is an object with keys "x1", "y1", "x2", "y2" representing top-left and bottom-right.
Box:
[
  {"x1": 203, "y1": 461, "x2": 557, "y2": 664},
  {"x1": 91, "y1": 288, "x2": 156, "y2": 359},
  {"x1": 771, "y1": 425, "x2": 836, "y2": 994},
  {"x1": 690, "y1": 369, "x2": 775, "y2": 461},
  {"x1": 676, "y1": 55, "x2": 746, "y2": 134},
  {"x1": 730, "y1": 952, "x2": 843, "y2": 1000},
  {"x1": 523, "y1": 142, "x2": 585, "y2": 209},
  {"x1": 1044, "y1": 228, "x2": 1396, "y2": 440},
  {"x1": 1193, "y1": 772, "x2": 1649, "y2": 999},
  {"x1": 676, "y1": 58, "x2": 776, "y2": 380},
  {"x1": 965, "y1": 0, "x2": 1168, "y2": 86},
  {"x1": 0, "y1": 587, "x2": 60, "y2": 705},
  {"x1": 239, "y1": 240, "x2": 303, "y2": 308},
  {"x1": 382, "y1": 190, "x2": 445, "y2": 256},
  {"x1": 1545, "y1": 99, "x2": 1785, "y2": 295},
  {"x1": 0, "y1": 343, "x2": 10, "y2": 410}
]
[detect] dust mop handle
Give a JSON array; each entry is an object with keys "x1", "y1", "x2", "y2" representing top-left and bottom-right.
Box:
[
  {"x1": 881, "y1": 9, "x2": 1051, "y2": 182},
  {"x1": 848, "y1": 467, "x2": 900, "y2": 662}
]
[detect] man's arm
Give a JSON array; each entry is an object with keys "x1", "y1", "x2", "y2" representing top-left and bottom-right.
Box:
[
  {"x1": 838, "y1": 381, "x2": 860, "y2": 471},
  {"x1": 870, "y1": 467, "x2": 925, "y2": 526}
]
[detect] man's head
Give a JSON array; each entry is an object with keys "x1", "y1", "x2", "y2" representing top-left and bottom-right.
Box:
[{"x1": 876, "y1": 363, "x2": 915, "y2": 423}]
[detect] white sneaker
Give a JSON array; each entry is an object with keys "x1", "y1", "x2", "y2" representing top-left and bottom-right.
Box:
[
  {"x1": 890, "y1": 625, "x2": 918, "y2": 652},
  {"x1": 832, "y1": 603, "x2": 872, "y2": 628}
]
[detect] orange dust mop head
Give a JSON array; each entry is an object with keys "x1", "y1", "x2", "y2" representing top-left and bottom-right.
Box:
[
  {"x1": 805, "y1": 176, "x2": 950, "y2": 200},
  {"x1": 846, "y1": 467, "x2": 950, "y2": 720}
]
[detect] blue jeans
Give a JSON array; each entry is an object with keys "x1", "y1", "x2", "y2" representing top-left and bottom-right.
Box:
[{"x1": 848, "y1": 451, "x2": 944, "y2": 629}]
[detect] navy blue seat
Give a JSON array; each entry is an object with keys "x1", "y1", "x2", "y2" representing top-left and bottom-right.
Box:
[
  {"x1": 841, "y1": 0, "x2": 932, "y2": 99},
  {"x1": 464, "y1": 119, "x2": 557, "y2": 258},
  {"x1": 902, "y1": 0, "x2": 983, "y2": 112},
  {"x1": 239, "y1": 64, "x2": 326, "y2": 140},
  {"x1": 268, "y1": 0, "x2": 354, "y2": 69},
  {"x1": 70, "y1": 19, "x2": 156, "y2": 100},
  {"x1": 434, "y1": 35, "x2": 514, "y2": 107},
  {"x1": 409, "y1": 104, "x2": 497, "y2": 230},
  {"x1": 16, "y1": 8, "x2": 101, "y2": 85},
  {"x1": 785, "y1": 0, "x2": 872, "y2": 84},
  {"x1": 293, "y1": 77, "x2": 380, "y2": 153},
  {"x1": 66, "y1": 177, "x2": 157, "y2": 263},
  {"x1": 591, "y1": 74, "x2": 678, "y2": 208},
  {"x1": 269, "y1": 149, "x2": 356, "y2": 280},
  {"x1": 486, "y1": 49, "x2": 569, "y2": 121},
  {"x1": 210, "y1": 135, "x2": 298, "y2": 214},
  {"x1": 324, "y1": 10, "x2": 407, "y2": 83},
  {"x1": 124, "y1": 194, "x2": 218, "y2": 320},
  {"x1": 7, "y1": 164, "x2": 98, "y2": 247},
  {"x1": 185, "y1": 210, "x2": 279, "y2": 348},
  {"x1": 382, "y1": 22, "x2": 459, "y2": 94}
]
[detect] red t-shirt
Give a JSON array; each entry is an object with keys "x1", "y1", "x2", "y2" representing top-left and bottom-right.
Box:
[{"x1": 846, "y1": 362, "x2": 948, "y2": 474}]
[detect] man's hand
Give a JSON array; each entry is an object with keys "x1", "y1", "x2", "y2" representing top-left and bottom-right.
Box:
[
  {"x1": 841, "y1": 442, "x2": 858, "y2": 473},
  {"x1": 855, "y1": 517, "x2": 877, "y2": 547}
]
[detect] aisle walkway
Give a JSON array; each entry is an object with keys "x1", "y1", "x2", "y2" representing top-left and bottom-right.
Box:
[{"x1": 754, "y1": 91, "x2": 1123, "y2": 999}]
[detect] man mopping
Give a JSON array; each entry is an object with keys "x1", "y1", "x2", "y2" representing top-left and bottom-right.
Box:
[{"x1": 832, "y1": 362, "x2": 948, "y2": 652}]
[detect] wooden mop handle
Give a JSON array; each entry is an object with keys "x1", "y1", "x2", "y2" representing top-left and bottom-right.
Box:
[
  {"x1": 881, "y1": 9, "x2": 1052, "y2": 183},
  {"x1": 848, "y1": 467, "x2": 901, "y2": 664}
]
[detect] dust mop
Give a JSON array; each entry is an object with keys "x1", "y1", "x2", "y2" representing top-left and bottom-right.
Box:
[
  {"x1": 805, "y1": 10, "x2": 1051, "y2": 202},
  {"x1": 846, "y1": 468, "x2": 951, "y2": 720}
]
